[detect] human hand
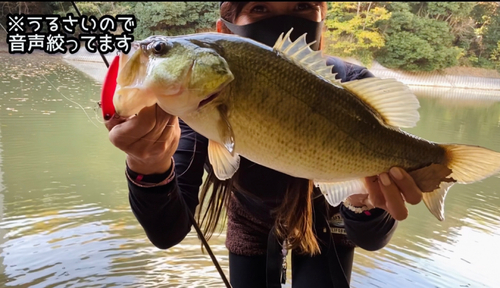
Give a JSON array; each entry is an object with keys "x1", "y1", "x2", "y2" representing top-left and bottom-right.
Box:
[
  {"x1": 104, "y1": 104, "x2": 180, "y2": 175},
  {"x1": 346, "y1": 167, "x2": 423, "y2": 221}
]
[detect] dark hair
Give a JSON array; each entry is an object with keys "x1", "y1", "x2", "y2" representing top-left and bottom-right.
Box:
[{"x1": 195, "y1": 1, "x2": 328, "y2": 256}]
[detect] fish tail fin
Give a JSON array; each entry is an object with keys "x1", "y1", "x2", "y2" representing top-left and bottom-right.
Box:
[
  {"x1": 444, "y1": 144, "x2": 500, "y2": 184},
  {"x1": 422, "y1": 144, "x2": 500, "y2": 221}
]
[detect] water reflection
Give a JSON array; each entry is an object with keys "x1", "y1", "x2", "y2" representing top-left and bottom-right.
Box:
[
  {"x1": 352, "y1": 86, "x2": 500, "y2": 288},
  {"x1": 0, "y1": 54, "x2": 499, "y2": 287}
]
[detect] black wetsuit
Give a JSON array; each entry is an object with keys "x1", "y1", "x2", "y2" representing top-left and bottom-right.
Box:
[{"x1": 126, "y1": 57, "x2": 398, "y2": 288}]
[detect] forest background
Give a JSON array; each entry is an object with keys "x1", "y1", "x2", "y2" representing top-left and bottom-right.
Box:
[{"x1": 1, "y1": 2, "x2": 499, "y2": 73}]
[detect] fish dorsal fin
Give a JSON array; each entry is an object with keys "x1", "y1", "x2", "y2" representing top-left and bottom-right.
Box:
[
  {"x1": 273, "y1": 28, "x2": 420, "y2": 128},
  {"x1": 341, "y1": 77, "x2": 420, "y2": 128},
  {"x1": 273, "y1": 28, "x2": 341, "y2": 86}
]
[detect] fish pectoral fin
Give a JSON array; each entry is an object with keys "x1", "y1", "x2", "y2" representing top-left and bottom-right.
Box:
[
  {"x1": 422, "y1": 181, "x2": 455, "y2": 221},
  {"x1": 341, "y1": 77, "x2": 420, "y2": 128},
  {"x1": 217, "y1": 104, "x2": 236, "y2": 155},
  {"x1": 208, "y1": 140, "x2": 240, "y2": 180},
  {"x1": 314, "y1": 178, "x2": 368, "y2": 207}
]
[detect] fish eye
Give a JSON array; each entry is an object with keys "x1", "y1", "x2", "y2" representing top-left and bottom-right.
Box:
[{"x1": 152, "y1": 41, "x2": 169, "y2": 55}]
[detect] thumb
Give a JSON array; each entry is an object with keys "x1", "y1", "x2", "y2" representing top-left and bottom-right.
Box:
[{"x1": 104, "y1": 114, "x2": 129, "y2": 131}]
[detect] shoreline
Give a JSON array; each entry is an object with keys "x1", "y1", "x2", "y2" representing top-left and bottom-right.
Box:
[
  {"x1": 2, "y1": 43, "x2": 499, "y2": 91},
  {"x1": 62, "y1": 50, "x2": 500, "y2": 91}
]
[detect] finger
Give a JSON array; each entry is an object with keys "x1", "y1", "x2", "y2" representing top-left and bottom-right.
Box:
[
  {"x1": 104, "y1": 114, "x2": 127, "y2": 131},
  {"x1": 389, "y1": 167, "x2": 423, "y2": 205},
  {"x1": 364, "y1": 176, "x2": 386, "y2": 210},
  {"x1": 346, "y1": 193, "x2": 375, "y2": 210},
  {"x1": 156, "y1": 114, "x2": 179, "y2": 144},
  {"x1": 136, "y1": 105, "x2": 176, "y2": 144},
  {"x1": 379, "y1": 172, "x2": 408, "y2": 221},
  {"x1": 125, "y1": 107, "x2": 177, "y2": 155},
  {"x1": 111, "y1": 106, "x2": 159, "y2": 140}
]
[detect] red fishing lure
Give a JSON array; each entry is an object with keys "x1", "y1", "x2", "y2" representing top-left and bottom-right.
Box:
[{"x1": 100, "y1": 55, "x2": 120, "y2": 120}]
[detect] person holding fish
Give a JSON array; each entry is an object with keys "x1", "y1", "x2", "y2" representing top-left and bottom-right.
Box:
[{"x1": 104, "y1": 2, "x2": 428, "y2": 288}]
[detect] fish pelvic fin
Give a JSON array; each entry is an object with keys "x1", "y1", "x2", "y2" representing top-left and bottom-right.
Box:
[
  {"x1": 208, "y1": 139, "x2": 240, "y2": 180},
  {"x1": 315, "y1": 178, "x2": 368, "y2": 207},
  {"x1": 272, "y1": 28, "x2": 420, "y2": 129}
]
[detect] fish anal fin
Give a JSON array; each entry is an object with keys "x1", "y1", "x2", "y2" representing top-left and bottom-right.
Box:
[
  {"x1": 406, "y1": 163, "x2": 456, "y2": 221},
  {"x1": 208, "y1": 140, "x2": 240, "y2": 180},
  {"x1": 422, "y1": 181, "x2": 455, "y2": 221},
  {"x1": 314, "y1": 178, "x2": 368, "y2": 207}
]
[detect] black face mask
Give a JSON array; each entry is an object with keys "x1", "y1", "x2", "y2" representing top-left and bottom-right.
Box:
[{"x1": 221, "y1": 14, "x2": 324, "y2": 51}]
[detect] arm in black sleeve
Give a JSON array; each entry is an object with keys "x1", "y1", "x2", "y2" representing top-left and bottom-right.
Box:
[
  {"x1": 340, "y1": 205, "x2": 398, "y2": 251},
  {"x1": 127, "y1": 119, "x2": 209, "y2": 249}
]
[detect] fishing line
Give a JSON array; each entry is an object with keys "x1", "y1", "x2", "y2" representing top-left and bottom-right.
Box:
[
  {"x1": 69, "y1": 2, "x2": 232, "y2": 287},
  {"x1": 70, "y1": 1, "x2": 109, "y2": 68},
  {"x1": 41, "y1": 74, "x2": 99, "y2": 128},
  {"x1": 176, "y1": 133, "x2": 198, "y2": 178},
  {"x1": 1, "y1": 13, "x2": 104, "y2": 127},
  {"x1": 0, "y1": 23, "x2": 7, "y2": 33}
]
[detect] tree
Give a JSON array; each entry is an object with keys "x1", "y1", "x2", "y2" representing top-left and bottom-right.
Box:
[
  {"x1": 490, "y1": 41, "x2": 500, "y2": 71},
  {"x1": 131, "y1": 2, "x2": 219, "y2": 39},
  {"x1": 324, "y1": 2, "x2": 391, "y2": 66},
  {"x1": 0, "y1": 2, "x2": 52, "y2": 27},
  {"x1": 375, "y1": 2, "x2": 462, "y2": 71}
]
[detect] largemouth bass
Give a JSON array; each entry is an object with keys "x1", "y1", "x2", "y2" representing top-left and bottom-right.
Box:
[{"x1": 109, "y1": 29, "x2": 500, "y2": 221}]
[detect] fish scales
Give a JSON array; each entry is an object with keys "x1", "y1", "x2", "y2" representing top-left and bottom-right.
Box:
[
  {"x1": 111, "y1": 30, "x2": 500, "y2": 220},
  {"x1": 213, "y1": 39, "x2": 447, "y2": 181}
]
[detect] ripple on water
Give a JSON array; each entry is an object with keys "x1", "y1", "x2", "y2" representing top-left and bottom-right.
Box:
[
  {"x1": 0, "y1": 201, "x2": 229, "y2": 288},
  {"x1": 2, "y1": 54, "x2": 500, "y2": 288}
]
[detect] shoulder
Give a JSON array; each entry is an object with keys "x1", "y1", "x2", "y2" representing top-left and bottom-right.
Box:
[{"x1": 325, "y1": 55, "x2": 375, "y2": 82}]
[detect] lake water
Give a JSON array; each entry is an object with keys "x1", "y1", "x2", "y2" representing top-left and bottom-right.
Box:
[{"x1": 0, "y1": 54, "x2": 499, "y2": 288}]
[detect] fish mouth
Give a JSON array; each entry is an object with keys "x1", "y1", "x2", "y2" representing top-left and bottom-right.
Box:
[{"x1": 198, "y1": 92, "x2": 220, "y2": 109}]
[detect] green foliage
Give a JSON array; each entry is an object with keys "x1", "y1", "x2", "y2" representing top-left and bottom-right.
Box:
[
  {"x1": 131, "y1": 2, "x2": 219, "y2": 39},
  {"x1": 324, "y1": 1, "x2": 498, "y2": 71},
  {"x1": 374, "y1": 3, "x2": 461, "y2": 71},
  {"x1": 456, "y1": 2, "x2": 500, "y2": 69},
  {"x1": 1, "y1": 1, "x2": 499, "y2": 72},
  {"x1": 324, "y1": 2, "x2": 390, "y2": 66},
  {"x1": 0, "y1": 2, "x2": 52, "y2": 25},
  {"x1": 489, "y1": 41, "x2": 500, "y2": 71}
]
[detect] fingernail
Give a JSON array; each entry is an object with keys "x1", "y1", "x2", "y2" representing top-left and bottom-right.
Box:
[
  {"x1": 363, "y1": 197, "x2": 375, "y2": 209},
  {"x1": 380, "y1": 173, "x2": 391, "y2": 186},
  {"x1": 104, "y1": 113, "x2": 111, "y2": 121},
  {"x1": 390, "y1": 167, "x2": 403, "y2": 180}
]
